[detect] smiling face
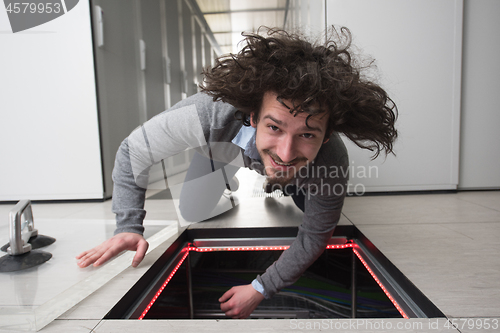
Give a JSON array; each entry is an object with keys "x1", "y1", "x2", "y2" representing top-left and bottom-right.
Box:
[{"x1": 251, "y1": 92, "x2": 329, "y2": 187}]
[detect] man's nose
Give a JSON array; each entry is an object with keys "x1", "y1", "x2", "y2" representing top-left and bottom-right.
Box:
[{"x1": 276, "y1": 135, "x2": 297, "y2": 163}]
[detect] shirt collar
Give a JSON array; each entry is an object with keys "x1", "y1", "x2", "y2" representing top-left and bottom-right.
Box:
[{"x1": 231, "y1": 125, "x2": 261, "y2": 161}]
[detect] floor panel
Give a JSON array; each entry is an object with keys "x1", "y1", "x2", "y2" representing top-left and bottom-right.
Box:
[
  {"x1": 342, "y1": 193, "x2": 500, "y2": 225},
  {"x1": 355, "y1": 222, "x2": 500, "y2": 317},
  {"x1": 1, "y1": 190, "x2": 499, "y2": 331}
]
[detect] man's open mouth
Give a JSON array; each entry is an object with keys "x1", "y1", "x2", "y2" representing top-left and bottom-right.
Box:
[
  {"x1": 272, "y1": 157, "x2": 294, "y2": 166},
  {"x1": 269, "y1": 155, "x2": 296, "y2": 168}
]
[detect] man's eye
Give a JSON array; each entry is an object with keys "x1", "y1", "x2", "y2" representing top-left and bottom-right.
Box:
[
  {"x1": 269, "y1": 125, "x2": 279, "y2": 131},
  {"x1": 302, "y1": 133, "x2": 315, "y2": 139}
]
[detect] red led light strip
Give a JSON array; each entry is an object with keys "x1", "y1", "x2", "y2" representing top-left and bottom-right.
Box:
[
  {"x1": 352, "y1": 247, "x2": 409, "y2": 319},
  {"x1": 138, "y1": 242, "x2": 409, "y2": 320},
  {"x1": 189, "y1": 245, "x2": 290, "y2": 252},
  {"x1": 138, "y1": 249, "x2": 190, "y2": 320}
]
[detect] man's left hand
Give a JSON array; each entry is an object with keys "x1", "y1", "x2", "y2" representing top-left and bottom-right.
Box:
[{"x1": 219, "y1": 284, "x2": 265, "y2": 319}]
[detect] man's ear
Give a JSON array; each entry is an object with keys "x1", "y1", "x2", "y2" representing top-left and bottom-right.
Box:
[
  {"x1": 323, "y1": 130, "x2": 332, "y2": 144},
  {"x1": 250, "y1": 112, "x2": 257, "y2": 128}
]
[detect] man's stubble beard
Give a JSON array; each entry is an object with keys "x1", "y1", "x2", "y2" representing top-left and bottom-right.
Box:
[{"x1": 259, "y1": 149, "x2": 309, "y2": 189}]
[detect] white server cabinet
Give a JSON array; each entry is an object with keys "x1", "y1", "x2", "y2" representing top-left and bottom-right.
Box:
[
  {"x1": 459, "y1": 0, "x2": 500, "y2": 189},
  {"x1": 0, "y1": 1, "x2": 104, "y2": 200},
  {"x1": 326, "y1": 0, "x2": 463, "y2": 192}
]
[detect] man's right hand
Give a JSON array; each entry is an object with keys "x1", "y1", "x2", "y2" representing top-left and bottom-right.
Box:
[{"x1": 76, "y1": 232, "x2": 149, "y2": 268}]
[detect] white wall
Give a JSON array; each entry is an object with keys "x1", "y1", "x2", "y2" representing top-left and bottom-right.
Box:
[
  {"x1": 0, "y1": 2, "x2": 103, "y2": 200},
  {"x1": 326, "y1": 0, "x2": 463, "y2": 192},
  {"x1": 459, "y1": 0, "x2": 500, "y2": 189}
]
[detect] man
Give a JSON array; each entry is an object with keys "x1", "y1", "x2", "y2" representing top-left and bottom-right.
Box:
[{"x1": 76, "y1": 27, "x2": 397, "y2": 319}]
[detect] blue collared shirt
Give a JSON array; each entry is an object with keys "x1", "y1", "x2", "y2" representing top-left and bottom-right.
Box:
[{"x1": 231, "y1": 125, "x2": 261, "y2": 161}]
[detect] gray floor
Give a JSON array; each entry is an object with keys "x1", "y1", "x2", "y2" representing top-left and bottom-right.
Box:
[{"x1": 1, "y1": 170, "x2": 499, "y2": 332}]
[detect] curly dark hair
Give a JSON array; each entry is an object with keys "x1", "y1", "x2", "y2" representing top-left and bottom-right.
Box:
[{"x1": 200, "y1": 27, "x2": 397, "y2": 158}]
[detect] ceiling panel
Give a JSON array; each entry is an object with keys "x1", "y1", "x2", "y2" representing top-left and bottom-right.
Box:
[{"x1": 196, "y1": 0, "x2": 288, "y2": 54}]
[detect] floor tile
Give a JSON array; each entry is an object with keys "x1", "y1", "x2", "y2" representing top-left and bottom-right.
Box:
[
  {"x1": 143, "y1": 199, "x2": 178, "y2": 221},
  {"x1": 64, "y1": 201, "x2": 115, "y2": 220},
  {"x1": 356, "y1": 222, "x2": 500, "y2": 318},
  {"x1": 59, "y1": 227, "x2": 180, "y2": 320},
  {"x1": 0, "y1": 306, "x2": 37, "y2": 331},
  {"x1": 31, "y1": 202, "x2": 106, "y2": 220},
  {"x1": 0, "y1": 218, "x2": 115, "y2": 306},
  {"x1": 41, "y1": 319, "x2": 99, "y2": 332},
  {"x1": 93, "y1": 318, "x2": 458, "y2": 333},
  {"x1": 457, "y1": 191, "x2": 500, "y2": 212},
  {"x1": 342, "y1": 193, "x2": 500, "y2": 225}
]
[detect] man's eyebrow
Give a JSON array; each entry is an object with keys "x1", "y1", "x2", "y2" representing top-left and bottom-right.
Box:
[
  {"x1": 262, "y1": 114, "x2": 284, "y2": 126},
  {"x1": 262, "y1": 114, "x2": 323, "y2": 133}
]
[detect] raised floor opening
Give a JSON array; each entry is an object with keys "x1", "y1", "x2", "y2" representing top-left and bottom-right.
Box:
[{"x1": 105, "y1": 226, "x2": 444, "y2": 320}]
